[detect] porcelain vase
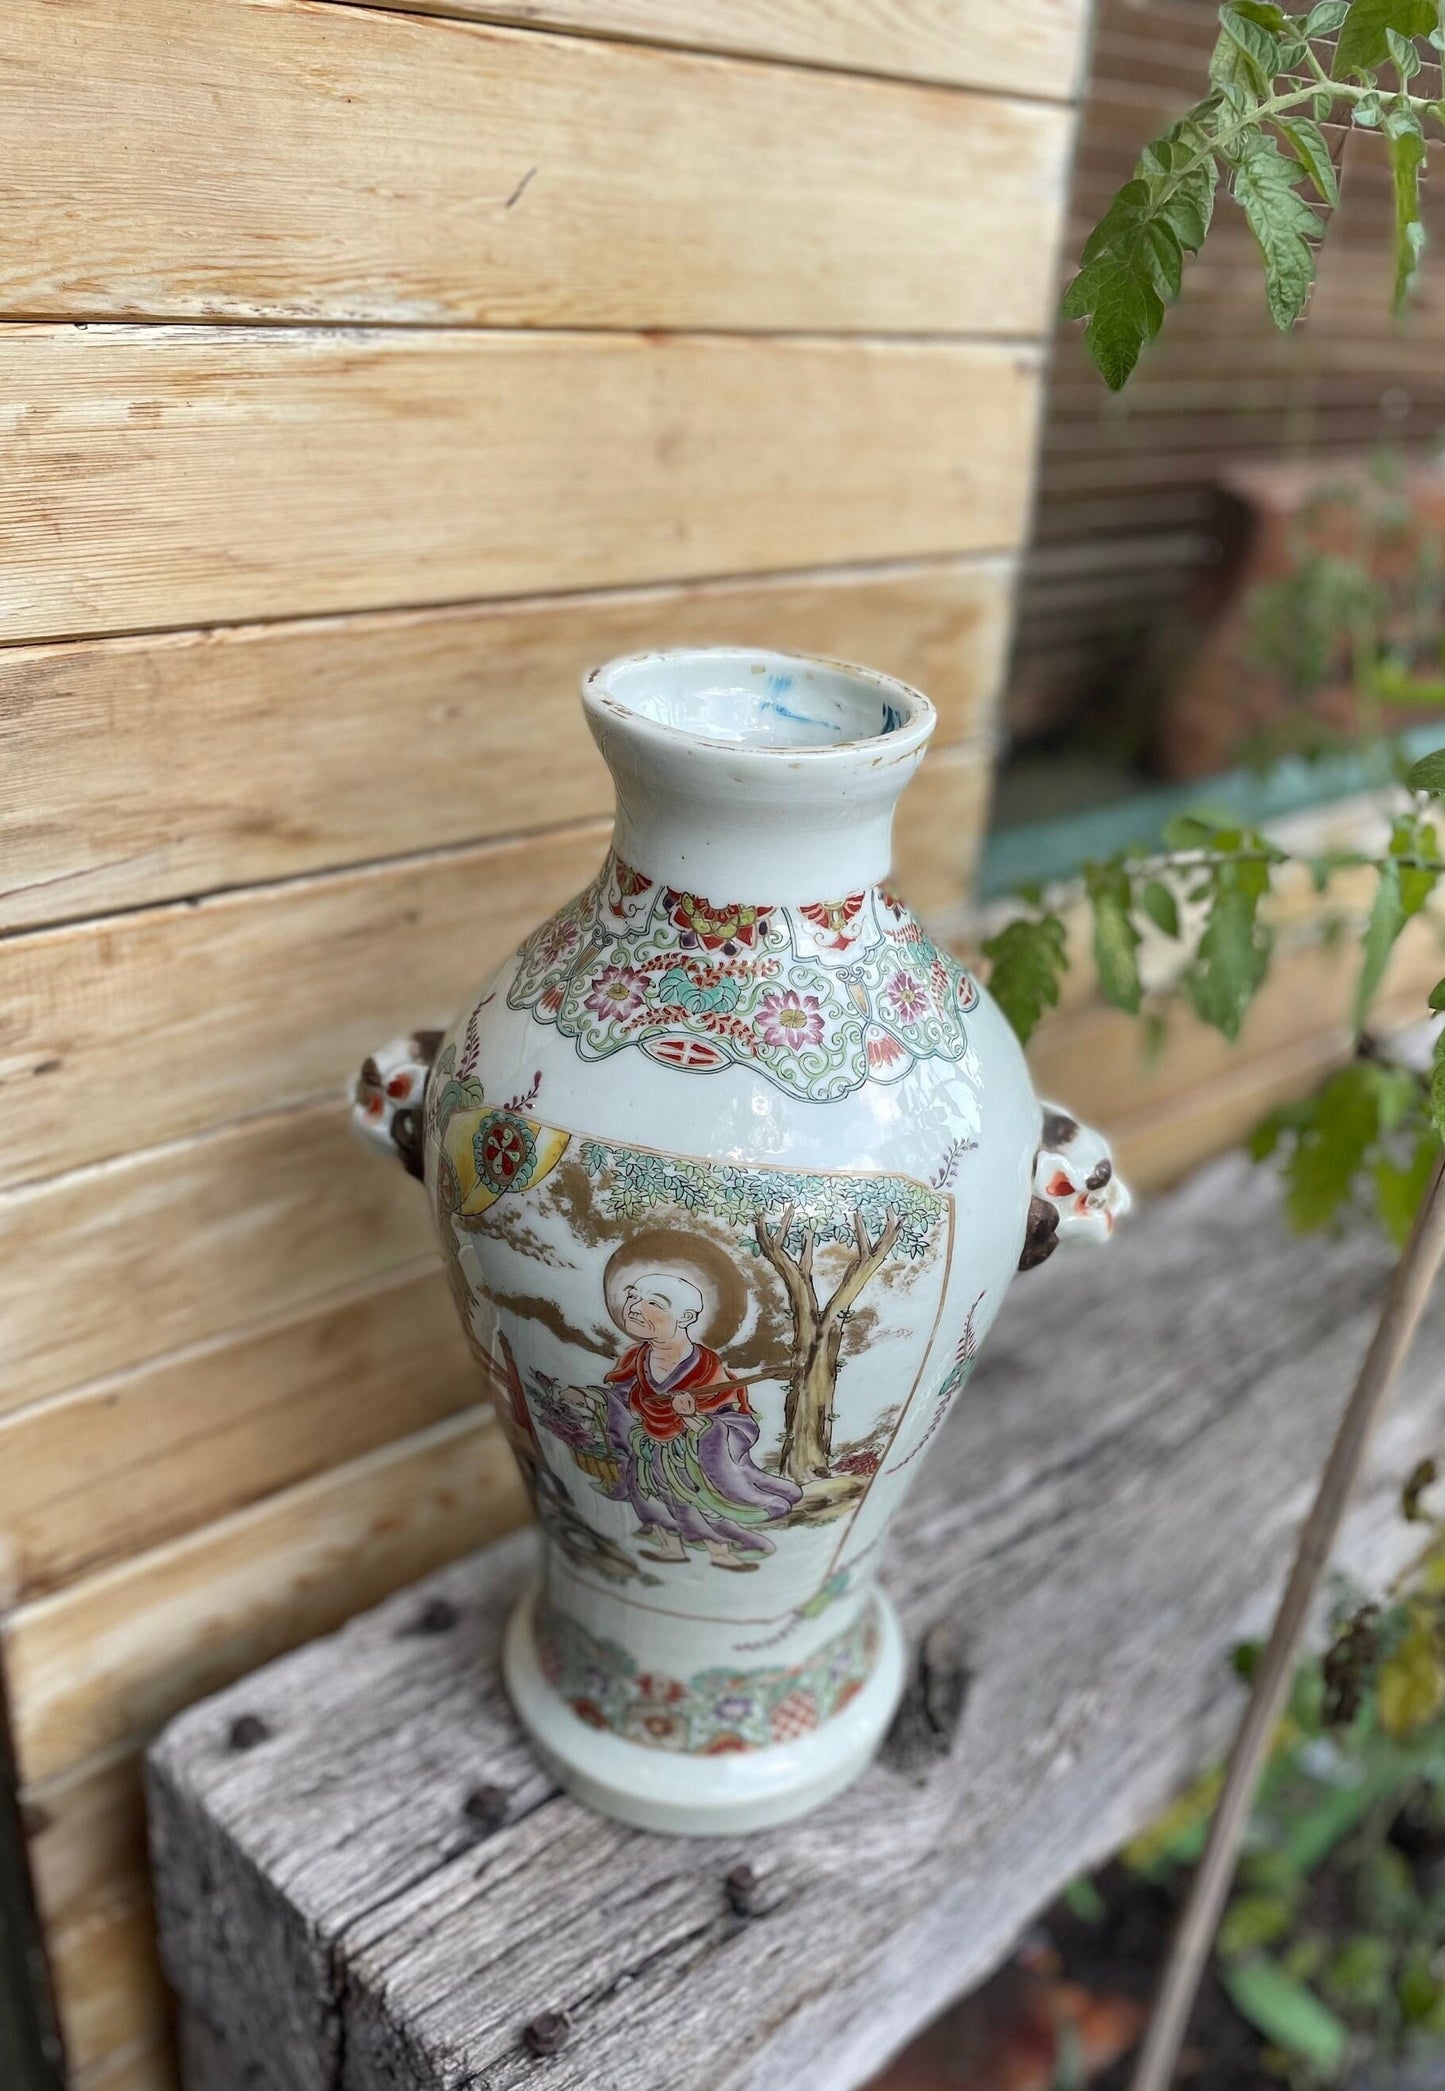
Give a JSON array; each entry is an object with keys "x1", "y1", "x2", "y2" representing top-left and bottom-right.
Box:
[{"x1": 356, "y1": 648, "x2": 1128, "y2": 1835}]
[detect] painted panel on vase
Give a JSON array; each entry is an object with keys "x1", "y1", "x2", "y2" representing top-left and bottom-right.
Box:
[
  {"x1": 506, "y1": 850, "x2": 981, "y2": 1100},
  {"x1": 426, "y1": 1040, "x2": 973, "y2": 1627}
]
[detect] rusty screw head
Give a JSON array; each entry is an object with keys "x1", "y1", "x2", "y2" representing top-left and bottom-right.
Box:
[
  {"x1": 522, "y1": 2009, "x2": 571, "y2": 2057},
  {"x1": 463, "y1": 1783, "x2": 509, "y2": 1834},
  {"x1": 227, "y1": 1714, "x2": 270, "y2": 1752},
  {"x1": 726, "y1": 1861, "x2": 763, "y2": 1917},
  {"x1": 411, "y1": 1597, "x2": 459, "y2": 1635}
]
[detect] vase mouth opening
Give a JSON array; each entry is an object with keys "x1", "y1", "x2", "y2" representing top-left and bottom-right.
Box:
[{"x1": 582, "y1": 648, "x2": 936, "y2": 764}]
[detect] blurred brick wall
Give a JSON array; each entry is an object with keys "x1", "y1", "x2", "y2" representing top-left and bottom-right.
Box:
[{"x1": 1012, "y1": 0, "x2": 1445, "y2": 748}]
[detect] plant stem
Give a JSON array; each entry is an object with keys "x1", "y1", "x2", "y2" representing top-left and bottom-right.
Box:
[{"x1": 1128, "y1": 1149, "x2": 1445, "y2": 2091}]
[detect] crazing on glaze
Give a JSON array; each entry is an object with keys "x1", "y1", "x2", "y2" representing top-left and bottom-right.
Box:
[{"x1": 354, "y1": 646, "x2": 1128, "y2": 1833}]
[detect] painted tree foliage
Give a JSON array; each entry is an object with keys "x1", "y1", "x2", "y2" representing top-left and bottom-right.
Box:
[{"x1": 579, "y1": 1143, "x2": 943, "y2": 1484}]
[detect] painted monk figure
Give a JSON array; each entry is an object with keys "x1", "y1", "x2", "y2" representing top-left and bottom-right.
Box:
[{"x1": 575, "y1": 1273, "x2": 800, "y2": 1571}]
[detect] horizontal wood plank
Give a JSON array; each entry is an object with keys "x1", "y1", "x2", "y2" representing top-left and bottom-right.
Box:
[
  {"x1": 0, "y1": 1104, "x2": 434, "y2": 1415},
  {"x1": 49, "y1": 1885, "x2": 165, "y2": 2077},
  {"x1": 0, "y1": 328, "x2": 1043, "y2": 644},
  {"x1": 4, "y1": 0, "x2": 1071, "y2": 332},
  {"x1": 325, "y1": 0, "x2": 1090, "y2": 96},
  {"x1": 892, "y1": 741, "x2": 994, "y2": 917},
  {"x1": 0, "y1": 823, "x2": 610, "y2": 1192},
  {"x1": 0, "y1": 1266, "x2": 477, "y2": 1605},
  {"x1": 1, "y1": 727, "x2": 996, "y2": 1190},
  {"x1": 143, "y1": 1156, "x2": 1445, "y2": 2091},
  {"x1": 73, "y1": 2037, "x2": 178, "y2": 2091},
  {"x1": 1, "y1": 557, "x2": 1013, "y2": 931},
  {"x1": 2, "y1": 1412, "x2": 528, "y2": 1787}
]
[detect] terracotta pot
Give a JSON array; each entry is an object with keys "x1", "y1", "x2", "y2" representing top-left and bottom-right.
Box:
[{"x1": 357, "y1": 648, "x2": 1127, "y2": 1832}]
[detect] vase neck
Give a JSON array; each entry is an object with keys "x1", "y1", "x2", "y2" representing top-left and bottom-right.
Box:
[{"x1": 584, "y1": 647, "x2": 936, "y2": 908}]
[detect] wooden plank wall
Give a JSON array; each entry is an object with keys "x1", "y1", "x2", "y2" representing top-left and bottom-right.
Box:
[
  {"x1": 1013, "y1": 0, "x2": 1445, "y2": 742},
  {"x1": 0, "y1": 3, "x2": 1090, "y2": 2082}
]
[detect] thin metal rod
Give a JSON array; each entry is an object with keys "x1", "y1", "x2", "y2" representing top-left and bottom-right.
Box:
[{"x1": 1129, "y1": 1150, "x2": 1445, "y2": 2091}]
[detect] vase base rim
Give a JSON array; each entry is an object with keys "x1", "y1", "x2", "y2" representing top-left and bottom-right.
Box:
[{"x1": 502, "y1": 1582, "x2": 906, "y2": 1836}]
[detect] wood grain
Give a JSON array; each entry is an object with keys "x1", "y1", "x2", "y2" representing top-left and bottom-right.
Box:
[
  {"x1": 49, "y1": 1886, "x2": 166, "y2": 2076},
  {"x1": 0, "y1": 730, "x2": 998, "y2": 1191},
  {"x1": 0, "y1": 1103, "x2": 435, "y2": 1416},
  {"x1": 3, "y1": 912, "x2": 1396, "y2": 1607},
  {"x1": 144, "y1": 1157, "x2": 1445, "y2": 2091},
  {"x1": 2, "y1": 1411, "x2": 527, "y2": 1786},
  {"x1": 0, "y1": 327, "x2": 1043, "y2": 645},
  {"x1": 73, "y1": 2038, "x2": 179, "y2": 2091},
  {"x1": 324, "y1": 0, "x2": 1091, "y2": 96},
  {"x1": 3, "y1": 0, "x2": 1071, "y2": 332},
  {"x1": 1, "y1": 557, "x2": 1014, "y2": 931},
  {"x1": 892, "y1": 741, "x2": 995, "y2": 917},
  {"x1": 0, "y1": 822, "x2": 610, "y2": 1191},
  {"x1": 0, "y1": 1266, "x2": 477, "y2": 1605}
]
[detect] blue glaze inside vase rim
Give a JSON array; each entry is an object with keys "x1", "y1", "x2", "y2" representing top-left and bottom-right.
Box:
[{"x1": 583, "y1": 648, "x2": 936, "y2": 762}]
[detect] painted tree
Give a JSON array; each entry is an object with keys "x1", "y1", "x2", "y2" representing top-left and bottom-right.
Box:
[{"x1": 579, "y1": 1143, "x2": 944, "y2": 1485}]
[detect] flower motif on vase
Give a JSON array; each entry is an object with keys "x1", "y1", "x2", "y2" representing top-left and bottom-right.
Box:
[
  {"x1": 506, "y1": 853, "x2": 981, "y2": 1103},
  {"x1": 535, "y1": 1597, "x2": 881, "y2": 1753}
]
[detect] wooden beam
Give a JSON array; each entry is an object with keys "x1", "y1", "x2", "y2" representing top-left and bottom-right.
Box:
[
  {"x1": 2, "y1": 0, "x2": 1072, "y2": 332},
  {"x1": 144, "y1": 1156, "x2": 1445, "y2": 2091},
  {"x1": 315, "y1": 0, "x2": 1091, "y2": 97},
  {"x1": 0, "y1": 327, "x2": 1043, "y2": 644},
  {"x1": 0, "y1": 557, "x2": 1014, "y2": 931}
]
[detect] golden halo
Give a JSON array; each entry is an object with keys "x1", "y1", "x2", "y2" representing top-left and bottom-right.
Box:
[{"x1": 603, "y1": 1229, "x2": 749, "y2": 1349}]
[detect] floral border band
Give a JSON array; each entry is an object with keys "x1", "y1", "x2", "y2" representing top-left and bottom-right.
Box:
[
  {"x1": 537, "y1": 1596, "x2": 882, "y2": 1753},
  {"x1": 507, "y1": 853, "x2": 979, "y2": 1104}
]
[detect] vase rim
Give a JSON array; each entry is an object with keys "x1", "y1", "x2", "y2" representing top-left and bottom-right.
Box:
[{"x1": 582, "y1": 647, "x2": 937, "y2": 768}]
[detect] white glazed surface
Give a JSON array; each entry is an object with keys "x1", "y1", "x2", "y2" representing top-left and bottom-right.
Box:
[{"x1": 356, "y1": 650, "x2": 1121, "y2": 1825}]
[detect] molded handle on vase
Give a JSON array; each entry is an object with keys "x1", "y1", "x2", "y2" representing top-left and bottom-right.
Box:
[
  {"x1": 352, "y1": 1030, "x2": 444, "y2": 1181},
  {"x1": 1018, "y1": 1103, "x2": 1132, "y2": 1271}
]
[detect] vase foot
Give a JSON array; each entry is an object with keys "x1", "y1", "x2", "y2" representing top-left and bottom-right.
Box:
[{"x1": 502, "y1": 1583, "x2": 906, "y2": 1836}]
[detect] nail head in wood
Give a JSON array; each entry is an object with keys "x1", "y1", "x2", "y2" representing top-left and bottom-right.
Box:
[
  {"x1": 726, "y1": 1862, "x2": 764, "y2": 1917},
  {"x1": 522, "y1": 2009, "x2": 571, "y2": 2057},
  {"x1": 408, "y1": 1597, "x2": 460, "y2": 1635},
  {"x1": 462, "y1": 1783, "x2": 509, "y2": 1833}
]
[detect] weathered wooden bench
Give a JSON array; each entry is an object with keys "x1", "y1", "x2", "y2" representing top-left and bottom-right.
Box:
[{"x1": 146, "y1": 1155, "x2": 1445, "y2": 2091}]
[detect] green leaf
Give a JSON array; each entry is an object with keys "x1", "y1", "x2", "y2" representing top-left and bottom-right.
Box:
[
  {"x1": 1305, "y1": 0, "x2": 1351, "y2": 31},
  {"x1": 1374, "y1": 1133, "x2": 1439, "y2": 1245},
  {"x1": 1334, "y1": 0, "x2": 1434, "y2": 77},
  {"x1": 1233, "y1": 131, "x2": 1322, "y2": 329},
  {"x1": 1085, "y1": 862, "x2": 1143, "y2": 1013},
  {"x1": 1279, "y1": 115, "x2": 1340, "y2": 205},
  {"x1": 1378, "y1": 1606, "x2": 1445, "y2": 1735},
  {"x1": 981, "y1": 913, "x2": 1069, "y2": 1046},
  {"x1": 1432, "y1": 1028, "x2": 1445, "y2": 1139},
  {"x1": 1356, "y1": 861, "x2": 1406, "y2": 1027},
  {"x1": 1232, "y1": 0, "x2": 1289, "y2": 26},
  {"x1": 1220, "y1": 1958, "x2": 1349, "y2": 2071},
  {"x1": 1386, "y1": 106, "x2": 1427, "y2": 314},
  {"x1": 1280, "y1": 1063, "x2": 1381, "y2": 1230},
  {"x1": 1406, "y1": 747, "x2": 1445, "y2": 793},
  {"x1": 1429, "y1": 977, "x2": 1445, "y2": 1010},
  {"x1": 1350, "y1": 809, "x2": 1437, "y2": 1031},
  {"x1": 1387, "y1": 22, "x2": 1425, "y2": 70},
  {"x1": 1218, "y1": 1892, "x2": 1294, "y2": 1958},
  {"x1": 1213, "y1": 5, "x2": 1282, "y2": 93},
  {"x1": 1141, "y1": 877, "x2": 1181, "y2": 938},
  {"x1": 1062, "y1": 1875, "x2": 1108, "y2": 1924},
  {"x1": 1188, "y1": 846, "x2": 1275, "y2": 1040},
  {"x1": 1063, "y1": 152, "x2": 1218, "y2": 391}
]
